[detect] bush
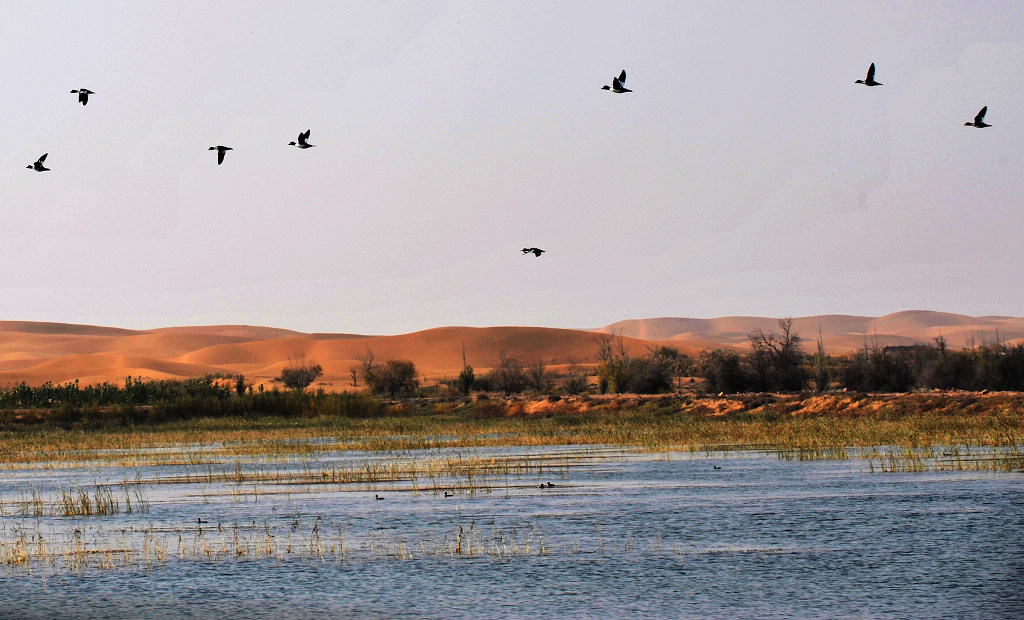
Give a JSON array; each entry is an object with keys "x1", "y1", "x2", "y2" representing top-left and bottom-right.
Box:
[
  {"x1": 277, "y1": 364, "x2": 324, "y2": 391},
  {"x1": 364, "y1": 359, "x2": 420, "y2": 397},
  {"x1": 485, "y1": 353, "x2": 528, "y2": 395},
  {"x1": 698, "y1": 350, "x2": 753, "y2": 394},
  {"x1": 456, "y1": 365, "x2": 475, "y2": 395}
]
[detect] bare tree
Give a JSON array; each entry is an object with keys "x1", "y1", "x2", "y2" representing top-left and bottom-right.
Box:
[
  {"x1": 562, "y1": 358, "x2": 589, "y2": 395},
  {"x1": 747, "y1": 317, "x2": 806, "y2": 391}
]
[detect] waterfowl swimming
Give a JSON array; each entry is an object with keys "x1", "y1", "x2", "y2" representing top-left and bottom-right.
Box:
[
  {"x1": 522, "y1": 247, "x2": 545, "y2": 257},
  {"x1": 855, "y1": 63, "x2": 882, "y2": 86},
  {"x1": 288, "y1": 129, "x2": 315, "y2": 149},
  {"x1": 964, "y1": 106, "x2": 991, "y2": 128},
  {"x1": 209, "y1": 145, "x2": 233, "y2": 165},
  {"x1": 26, "y1": 153, "x2": 49, "y2": 172},
  {"x1": 70, "y1": 89, "x2": 95, "y2": 105},
  {"x1": 197, "y1": 518, "x2": 208, "y2": 524},
  {"x1": 443, "y1": 491, "x2": 453, "y2": 498},
  {"x1": 601, "y1": 70, "x2": 631, "y2": 93},
  {"x1": 374, "y1": 494, "x2": 384, "y2": 500}
]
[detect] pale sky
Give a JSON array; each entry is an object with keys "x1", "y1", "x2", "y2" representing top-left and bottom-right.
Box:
[{"x1": 2, "y1": 1, "x2": 1022, "y2": 334}]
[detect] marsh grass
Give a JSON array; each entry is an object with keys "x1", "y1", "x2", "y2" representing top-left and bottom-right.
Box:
[{"x1": 0, "y1": 393, "x2": 1021, "y2": 470}]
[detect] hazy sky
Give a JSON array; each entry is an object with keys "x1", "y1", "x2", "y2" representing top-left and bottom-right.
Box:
[{"x1": 2, "y1": 1, "x2": 1022, "y2": 334}]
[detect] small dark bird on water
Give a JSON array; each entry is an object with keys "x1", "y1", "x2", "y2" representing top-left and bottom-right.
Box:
[
  {"x1": 197, "y1": 518, "x2": 208, "y2": 524},
  {"x1": 539, "y1": 482, "x2": 556, "y2": 488},
  {"x1": 70, "y1": 88, "x2": 95, "y2": 105},
  {"x1": 209, "y1": 145, "x2": 233, "y2": 165},
  {"x1": 26, "y1": 153, "x2": 49, "y2": 172},
  {"x1": 522, "y1": 247, "x2": 545, "y2": 257},
  {"x1": 964, "y1": 106, "x2": 991, "y2": 128},
  {"x1": 288, "y1": 129, "x2": 315, "y2": 149},
  {"x1": 443, "y1": 491, "x2": 453, "y2": 498},
  {"x1": 713, "y1": 466, "x2": 722, "y2": 470},
  {"x1": 374, "y1": 494, "x2": 384, "y2": 500},
  {"x1": 855, "y1": 63, "x2": 882, "y2": 86},
  {"x1": 602, "y1": 70, "x2": 631, "y2": 93}
]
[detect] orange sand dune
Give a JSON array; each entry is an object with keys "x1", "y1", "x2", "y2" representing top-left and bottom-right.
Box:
[
  {"x1": 0, "y1": 312, "x2": 1020, "y2": 388},
  {"x1": 0, "y1": 322, "x2": 697, "y2": 388}
]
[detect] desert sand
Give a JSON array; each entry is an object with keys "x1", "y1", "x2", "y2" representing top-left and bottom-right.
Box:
[{"x1": 0, "y1": 311, "x2": 1021, "y2": 389}]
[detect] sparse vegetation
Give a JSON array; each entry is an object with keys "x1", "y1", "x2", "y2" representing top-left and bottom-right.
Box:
[{"x1": 276, "y1": 355, "x2": 324, "y2": 391}]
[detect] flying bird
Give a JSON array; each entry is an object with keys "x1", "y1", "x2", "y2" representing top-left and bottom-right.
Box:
[
  {"x1": 209, "y1": 145, "x2": 233, "y2": 165},
  {"x1": 854, "y1": 63, "x2": 882, "y2": 86},
  {"x1": 964, "y1": 106, "x2": 991, "y2": 128},
  {"x1": 26, "y1": 153, "x2": 49, "y2": 172},
  {"x1": 70, "y1": 89, "x2": 95, "y2": 105},
  {"x1": 601, "y1": 70, "x2": 631, "y2": 93},
  {"x1": 522, "y1": 247, "x2": 545, "y2": 257},
  {"x1": 288, "y1": 129, "x2": 315, "y2": 149}
]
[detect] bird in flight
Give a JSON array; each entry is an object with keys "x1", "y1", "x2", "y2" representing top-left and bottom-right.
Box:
[
  {"x1": 601, "y1": 70, "x2": 631, "y2": 93},
  {"x1": 26, "y1": 153, "x2": 50, "y2": 172},
  {"x1": 964, "y1": 106, "x2": 991, "y2": 128},
  {"x1": 522, "y1": 247, "x2": 545, "y2": 257},
  {"x1": 70, "y1": 89, "x2": 95, "y2": 105},
  {"x1": 288, "y1": 129, "x2": 315, "y2": 149},
  {"x1": 855, "y1": 63, "x2": 882, "y2": 86},
  {"x1": 209, "y1": 145, "x2": 233, "y2": 165}
]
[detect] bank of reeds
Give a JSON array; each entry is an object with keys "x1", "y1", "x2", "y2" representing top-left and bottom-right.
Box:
[{"x1": 0, "y1": 392, "x2": 1020, "y2": 468}]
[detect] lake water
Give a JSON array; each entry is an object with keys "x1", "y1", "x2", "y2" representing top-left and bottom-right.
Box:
[{"x1": 1, "y1": 445, "x2": 1021, "y2": 618}]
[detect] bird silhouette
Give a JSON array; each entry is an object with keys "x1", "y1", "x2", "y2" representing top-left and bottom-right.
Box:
[
  {"x1": 197, "y1": 518, "x2": 208, "y2": 524},
  {"x1": 443, "y1": 491, "x2": 453, "y2": 497},
  {"x1": 601, "y1": 70, "x2": 631, "y2": 93},
  {"x1": 854, "y1": 63, "x2": 882, "y2": 86},
  {"x1": 288, "y1": 129, "x2": 315, "y2": 149},
  {"x1": 70, "y1": 89, "x2": 95, "y2": 105},
  {"x1": 209, "y1": 145, "x2": 233, "y2": 165},
  {"x1": 522, "y1": 247, "x2": 545, "y2": 257},
  {"x1": 964, "y1": 106, "x2": 991, "y2": 128},
  {"x1": 26, "y1": 153, "x2": 49, "y2": 172},
  {"x1": 374, "y1": 494, "x2": 384, "y2": 500}
]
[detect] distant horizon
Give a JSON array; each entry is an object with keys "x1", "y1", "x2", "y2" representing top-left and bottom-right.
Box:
[{"x1": 2, "y1": 307, "x2": 1021, "y2": 336}]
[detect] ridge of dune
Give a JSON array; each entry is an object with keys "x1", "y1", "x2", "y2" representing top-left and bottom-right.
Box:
[
  {"x1": 0, "y1": 321, "x2": 143, "y2": 337},
  {"x1": 598, "y1": 311, "x2": 1024, "y2": 351}
]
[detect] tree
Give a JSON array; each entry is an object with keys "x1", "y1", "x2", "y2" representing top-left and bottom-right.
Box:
[
  {"x1": 363, "y1": 359, "x2": 419, "y2": 397},
  {"x1": 561, "y1": 358, "x2": 589, "y2": 395},
  {"x1": 276, "y1": 355, "x2": 323, "y2": 391},
  {"x1": 456, "y1": 364, "x2": 475, "y2": 395},
  {"x1": 747, "y1": 317, "x2": 806, "y2": 391},
  {"x1": 526, "y1": 359, "x2": 554, "y2": 393}
]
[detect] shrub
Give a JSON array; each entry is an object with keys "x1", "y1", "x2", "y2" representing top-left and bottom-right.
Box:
[
  {"x1": 364, "y1": 359, "x2": 419, "y2": 397},
  {"x1": 277, "y1": 363, "x2": 324, "y2": 391}
]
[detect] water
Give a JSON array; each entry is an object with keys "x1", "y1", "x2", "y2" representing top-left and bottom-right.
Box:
[{"x1": 1, "y1": 446, "x2": 1021, "y2": 618}]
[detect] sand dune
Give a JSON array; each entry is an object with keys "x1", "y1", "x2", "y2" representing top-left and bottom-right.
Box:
[
  {"x1": 0, "y1": 312, "x2": 1020, "y2": 388},
  {"x1": 598, "y1": 312, "x2": 1024, "y2": 354}
]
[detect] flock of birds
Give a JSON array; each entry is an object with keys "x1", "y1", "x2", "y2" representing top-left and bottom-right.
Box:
[{"x1": 24, "y1": 64, "x2": 993, "y2": 255}]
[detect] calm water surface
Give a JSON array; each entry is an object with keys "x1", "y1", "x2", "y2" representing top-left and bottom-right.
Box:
[{"x1": 1, "y1": 446, "x2": 1021, "y2": 618}]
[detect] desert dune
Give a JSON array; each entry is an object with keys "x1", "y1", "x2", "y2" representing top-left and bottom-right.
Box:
[{"x1": 0, "y1": 311, "x2": 1020, "y2": 389}]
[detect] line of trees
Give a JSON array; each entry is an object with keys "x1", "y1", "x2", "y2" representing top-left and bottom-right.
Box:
[{"x1": 698, "y1": 318, "x2": 1024, "y2": 394}]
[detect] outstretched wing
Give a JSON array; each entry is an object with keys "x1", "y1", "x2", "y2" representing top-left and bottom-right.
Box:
[
  {"x1": 866, "y1": 63, "x2": 875, "y2": 82},
  {"x1": 217, "y1": 149, "x2": 225, "y2": 165},
  {"x1": 38, "y1": 153, "x2": 48, "y2": 163},
  {"x1": 975, "y1": 106, "x2": 987, "y2": 123},
  {"x1": 612, "y1": 77, "x2": 623, "y2": 90},
  {"x1": 618, "y1": 69, "x2": 626, "y2": 84},
  {"x1": 300, "y1": 129, "x2": 311, "y2": 144}
]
